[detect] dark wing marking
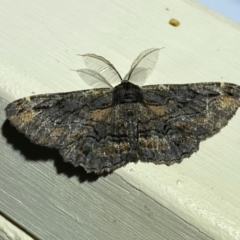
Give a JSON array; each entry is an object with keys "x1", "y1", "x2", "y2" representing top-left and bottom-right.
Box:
[
  {"x1": 6, "y1": 81, "x2": 240, "y2": 173},
  {"x1": 139, "y1": 82, "x2": 240, "y2": 165},
  {"x1": 6, "y1": 89, "x2": 111, "y2": 147},
  {"x1": 5, "y1": 89, "x2": 131, "y2": 173}
]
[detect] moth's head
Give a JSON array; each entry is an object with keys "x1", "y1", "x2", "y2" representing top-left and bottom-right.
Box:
[{"x1": 112, "y1": 81, "x2": 143, "y2": 104}]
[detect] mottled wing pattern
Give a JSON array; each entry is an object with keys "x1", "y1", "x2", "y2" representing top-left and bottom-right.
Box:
[
  {"x1": 5, "y1": 82, "x2": 240, "y2": 173},
  {"x1": 139, "y1": 82, "x2": 240, "y2": 165},
  {"x1": 6, "y1": 89, "x2": 132, "y2": 173}
]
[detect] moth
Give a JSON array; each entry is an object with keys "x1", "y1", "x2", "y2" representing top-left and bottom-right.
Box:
[{"x1": 5, "y1": 49, "x2": 240, "y2": 173}]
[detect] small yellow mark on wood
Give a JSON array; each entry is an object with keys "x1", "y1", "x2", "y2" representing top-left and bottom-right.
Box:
[{"x1": 169, "y1": 18, "x2": 180, "y2": 27}]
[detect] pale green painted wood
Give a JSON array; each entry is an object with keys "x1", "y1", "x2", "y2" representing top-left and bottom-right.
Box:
[
  {"x1": 1, "y1": 0, "x2": 240, "y2": 239},
  {"x1": 0, "y1": 96, "x2": 212, "y2": 240}
]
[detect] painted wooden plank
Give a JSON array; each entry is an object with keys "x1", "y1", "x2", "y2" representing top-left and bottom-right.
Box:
[
  {"x1": 0, "y1": 98, "x2": 211, "y2": 239},
  {"x1": 0, "y1": 0, "x2": 240, "y2": 239}
]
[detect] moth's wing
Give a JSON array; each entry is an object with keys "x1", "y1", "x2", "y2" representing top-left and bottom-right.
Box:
[
  {"x1": 76, "y1": 69, "x2": 113, "y2": 88},
  {"x1": 4, "y1": 89, "x2": 114, "y2": 173},
  {"x1": 124, "y1": 48, "x2": 161, "y2": 86},
  {"x1": 139, "y1": 82, "x2": 240, "y2": 165},
  {"x1": 80, "y1": 53, "x2": 122, "y2": 87}
]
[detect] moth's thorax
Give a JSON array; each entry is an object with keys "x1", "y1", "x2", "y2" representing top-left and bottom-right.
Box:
[{"x1": 112, "y1": 81, "x2": 143, "y2": 104}]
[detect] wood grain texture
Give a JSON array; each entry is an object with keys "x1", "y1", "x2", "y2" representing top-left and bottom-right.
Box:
[
  {"x1": 1, "y1": 0, "x2": 240, "y2": 239},
  {"x1": 1, "y1": 98, "x2": 211, "y2": 240}
]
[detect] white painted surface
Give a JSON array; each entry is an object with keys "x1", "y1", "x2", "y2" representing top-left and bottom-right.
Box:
[
  {"x1": 0, "y1": 0, "x2": 240, "y2": 239},
  {"x1": 0, "y1": 215, "x2": 34, "y2": 240}
]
